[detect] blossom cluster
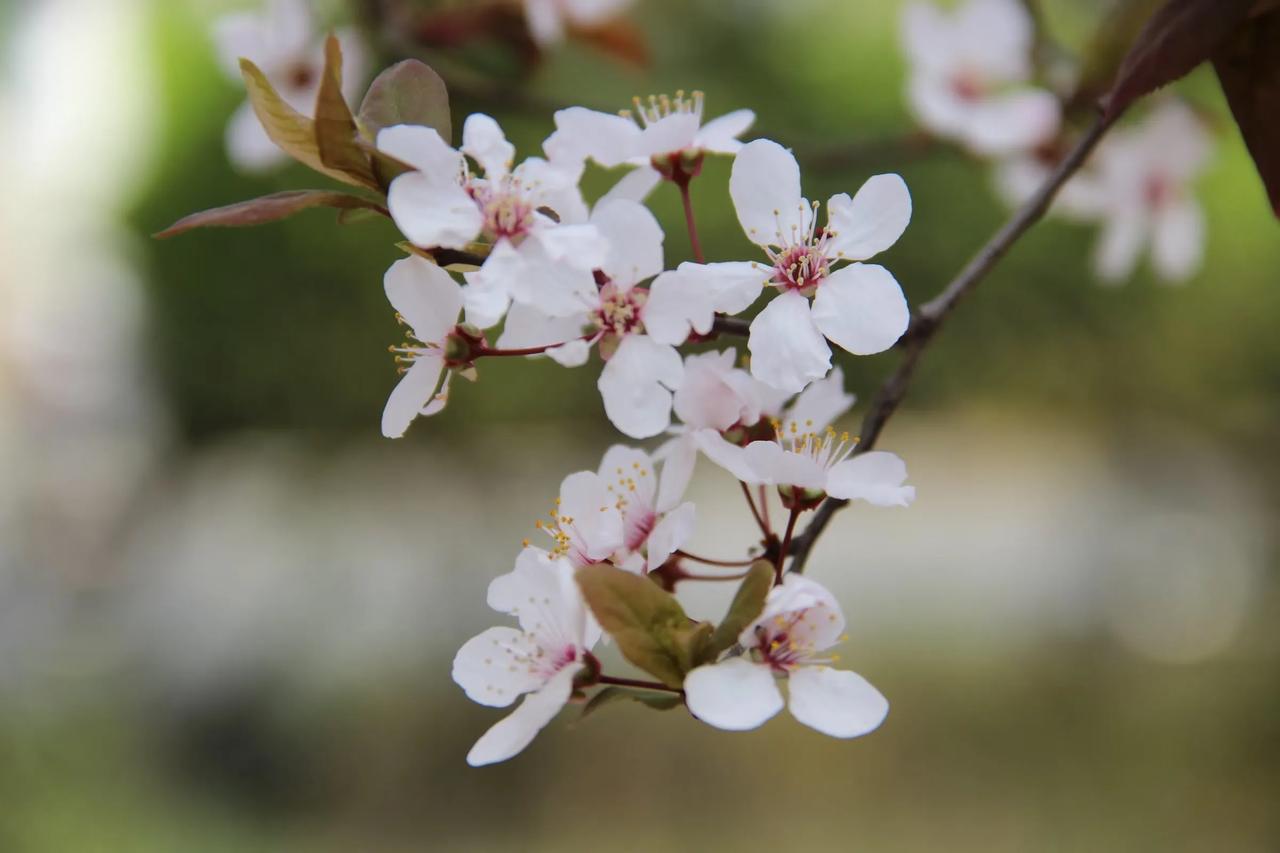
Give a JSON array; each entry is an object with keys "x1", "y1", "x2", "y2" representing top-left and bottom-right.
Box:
[
  {"x1": 372, "y1": 94, "x2": 918, "y2": 764},
  {"x1": 901, "y1": 0, "x2": 1213, "y2": 285},
  {"x1": 194, "y1": 0, "x2": 924, "y2": 767}
]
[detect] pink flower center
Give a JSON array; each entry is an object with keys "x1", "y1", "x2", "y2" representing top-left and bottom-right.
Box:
[
  {"x1": 1144, "y1": 173, "x2": 1175, "y2": 210},
  {"x1": 470, "y1": 180, "x2": 536, "y2": 241},
  {"x1": 950, "y1": 69, "x2": 985, "y2": 102},
  {"x1": 595, "y1": 282, "x2": 647, "y2": 337},
  {"x1": 771, "y1": 243, "x2": 831, "y2": 293}
]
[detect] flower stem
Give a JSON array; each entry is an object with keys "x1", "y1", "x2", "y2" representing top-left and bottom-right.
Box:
[
  {"x1": 680, "y1": 571, "x2": 753, "y2": 582},
  {"x1": 478, "y1": 336, "x2": 588, "y2": 358},
  {"x1": 775, "y1": 506, "x2": 802, "y2": 585},
  {"x1": 677, "y1": 178, "x2": 706, "y2": 264},
  {"x1": 740, "y1": 482, "x2": 771, "y2": 537},
  {"x1": 596, "y1": 675, "x2": 682, "y2": 694},
  {"x1": 674, "y1": 549, "x2": 756, "y2": 568}
]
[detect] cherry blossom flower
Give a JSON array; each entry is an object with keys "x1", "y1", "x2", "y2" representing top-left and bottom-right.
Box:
[
  {"x1": 529, "y1": 469, "x2": 626, "y2": 568},
  {"x1": 695, "y1": 421, "x2": 915, "y2": 508},
  {"x1": 594, "y1": 445, "x2": 695, "y2": 574},
  {"x1": 547, "y1": 91, "x2": 755, "y2": 202},
  {"x1": 212, "y1": 0, "x2": 366, "y2": 171},
  {"x1": 901, "y1": 0, "x2": 1060, "y2": 156},
  {"x1": 680, "y1": 139, "x2": 911, "y2": 394},
  {"x1": 523, "y1": 0, "x2": 635, "y2": 48},
  {"x1": 452, "y1": 548, "x2": 602, "y2": 766},
  {"x1": 494, "y1": 199, "x2": 699, "y2": 439},
  {"x1": 376, "y1": 114, "x2": 604, "y2": 327},
  {"x1": 684, "y1": 575, "x2": 888, "y2": 737},
  {"x1": 656, "y1": 355, "x2": 858, "y2": 508},
  {"x1": 1080, "y1": 102, "x2": 1212, "y2": 284},
  {"x1": 380, "y1": 256, "x2": 464, "y2": 439}
]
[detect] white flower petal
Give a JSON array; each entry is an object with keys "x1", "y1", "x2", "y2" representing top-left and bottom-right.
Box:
[
  {"x1": 752, "y1": 574, "x2": 845, "y2": 650},
  {"x1": 962, "y1": 90, "x2": 1061, "y2": 156},
  {"x1": 957, "y1": 0, "x2": 1034, "y2": 81},
  {"x1": 645, "y1": 262, "x2": 767, "y2": 346},
  {"x1": 1151, "y1": 199, "x2": 1204, "y2": 283},
  {"x1": 906, "y1": 73, "x2": 968, "y2": 137},
  {"x1": 635, "y1": 112, "x2": 701, "y2": 158},
  {"x1": 782, "y1": 366, "x2": 855, "y2": 435},
  {"x1": 376, "y1": 125, "x2": 463, "y2": 182},
  {"x1": 673, "y1": 349, "x2": 762, "y2": 431},
  {"x1": 655, "y1": 435, "x2": 697, "y2": 513},
  {"x1": 462, "y1": 113, "x2": 514, "y2": 178},
  {"x1": 557, "y1": 472, "x2": 625, "y2": 563},
  {"x1": 810, "y1": 263, "x2": 909, "y2": 356},
  {"x1": 593, "y1": 200, "x2": 665, "y2": 287},
  {"x1": 694, "y1": 108, "x2": 756, "y2": 154},
  {"x1": 563, "y1": 0, "x2": 634, "y2": 25},
  {"x1": 496, "y1": 301, "x2": 587, "y2": 352},
  {"x1": 730, "y1": 139, "x2": 807, "y2": 248},
  {"x1": 524, "y1": 0, "x2": 564, "y2": 46},
  {"x1": 452, "y1": 626, "x2": 546, "y2": 708},
  {"x1": 551, "y1": 106, "x2": 642, "y2": 168},
  {"x1": 530, "y1": 223, "x2": 609, "y2": 273},
  {"x1": 499, "y1": 238, "x2": 598, "y2": 318},
  {"x1": 825, "y1": 451, "x2": 916, "y2": 507},
  {"x1": 826, "y1": 174, "x2": 912, "y2": 261},
  {"x1": 748, "y1": 291, "x2": 832, "y2": 394},
  {"x1": 900, "y1": 2, "x2": 956, "y2": 75},
  {"x1": 787, "y1": 666, "x2": 889, "y2": 739},
  {"x1": 599, "y1": 166, "x2": 663, "y2": 206},
  {"x1": 1094, "y1": 208, "x2": 1149, "y2": 283},
  {"x1": 646, "y1": 502, "x2": 696, "y2": 572},
  {"x1": 380, "y1": 355, "x2": 444, "y2": 439},
  {"x1": 684, "y1": 659, "x2": 784, "y2": 732},
  {"x1": 466, "y1": 662, "x2": 582, "y2": 766},
  {"x1": 225, "y1": 101, "x2": 287, "y2": 172},
  {"x1": 742, "y1": 442, "x2": 826, "y2": 490},
  {"x1": 212, "y1": 14, "x2": 272, "y2": 80},
  {"x1": 598, "y1": 445, "x2": 657, "y2": 522},
  {"x1": 385, "y1": 256, "x2": 464, "y2": 345},
  {"x1": 598, "y1": 336, "x2": 683, "y2": 439},
  {"x1": 387, "y1": 173, "x2": 484, "y2": 250},
  {"x1": 547, "y1": 339, "x2": 591, "y2": 367},
  {"x1": 694, "y1": 430, "x2": 760, "y2": 484},
  {"x1": 265, "y1": 0, "x2": 313, "y2": 61}
]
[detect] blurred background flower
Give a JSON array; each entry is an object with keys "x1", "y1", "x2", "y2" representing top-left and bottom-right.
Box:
[{"x1": 1, "y1": 0, "x2": 1278, "y2": 849}]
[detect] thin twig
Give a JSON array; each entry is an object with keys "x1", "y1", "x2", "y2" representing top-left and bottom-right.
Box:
[{"x1": 787, "y1": 110, "x2": 1118, "y2": 575}]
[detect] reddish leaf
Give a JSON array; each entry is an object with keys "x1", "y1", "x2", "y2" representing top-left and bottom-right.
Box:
[
  {"x1": 314, "y1": 35, "x2": 380, "y2": 190},
  {"x1": 1213, "y1": 11, "x2": 1280, "y2": 217},
  {"x1": 1104, "y1": 0, "x2": 1255, "y2": 118},
  {"x1": 358, "y1": 60, "x2": 451, "y2": 141},
  {"x1": 154, "y1": 191, "x2": 388, "y2": 239},
  {"x1": 240, "y1": 59, "x2": 362, "y2": 189}
]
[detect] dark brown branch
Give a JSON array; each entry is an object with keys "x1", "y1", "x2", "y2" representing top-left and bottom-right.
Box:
[
  {"x1": 710, "y1": 316, "x2": 750, "y2": 338},
  {"x1": 787, "y1": 110, "x2": 1119, "y2": 575}
]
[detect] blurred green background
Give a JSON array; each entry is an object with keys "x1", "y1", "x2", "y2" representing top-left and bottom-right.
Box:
[{"x1": 1, "y1": 0, "x2": 1278, "y2": 850}]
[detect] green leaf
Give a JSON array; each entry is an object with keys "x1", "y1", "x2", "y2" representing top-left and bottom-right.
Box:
[
  {"x1": 239, "y1": 58, "x2": 367, "y2": 189},
  {"x1": 579, "y1": 686, "x2": 682, "y2": 721},
  {"x1": 154, "y1": 191, "x2": 388, "y2": 239},
  {"x1": 1213, "y1": 10, "x2": 1280, "y2": 217},
  {"x1": 1103, "y1": 0, "x2": 1255, "y2": 119},
  {"x1": 575, "y1": 564, "x2": 712, "y2": 688},
  {"x1": 708, "y1": 561, "x2": 774, "y2": 657},
  {"x1": 314, "y1": 35, "x2": 379, "y2": 190},
  {"x1": 358, "y1": 59, "x2": 452, "y2": 141}
]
